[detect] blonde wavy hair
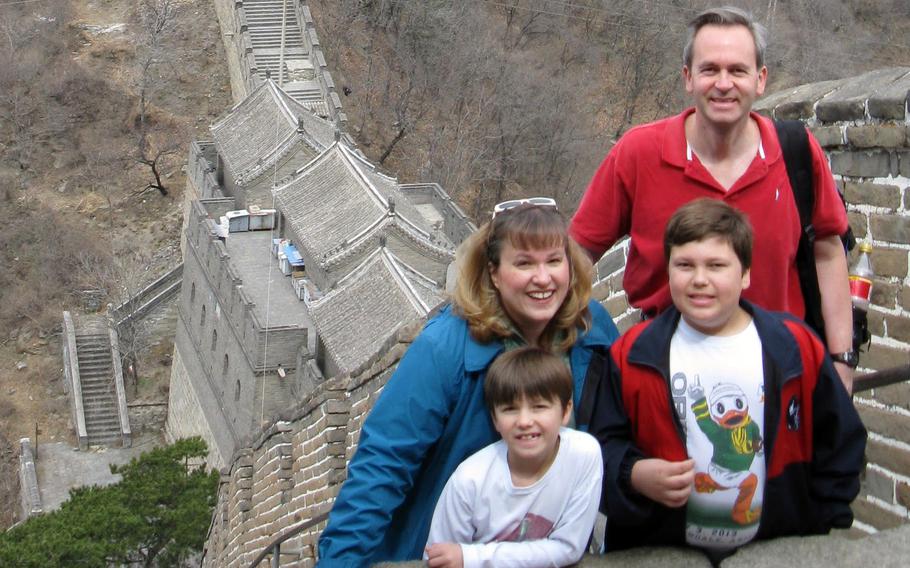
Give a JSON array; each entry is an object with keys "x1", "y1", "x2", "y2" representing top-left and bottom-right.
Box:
[{"x1": 452, "y1": 204, "x2": 593, "y2": 352}]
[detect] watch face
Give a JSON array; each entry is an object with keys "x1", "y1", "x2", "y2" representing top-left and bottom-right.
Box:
[{"x1": 833, "y1": 351, "x2": 858, "y2": 368}]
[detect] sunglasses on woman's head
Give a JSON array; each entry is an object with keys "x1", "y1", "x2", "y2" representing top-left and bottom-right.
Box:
[{"x1": 492, "y1": 197, "x2": 558, "y2": 219}]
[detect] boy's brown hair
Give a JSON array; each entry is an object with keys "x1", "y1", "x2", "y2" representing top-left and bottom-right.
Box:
[
  {"x1": 664, "y1": 198, "x2": 754, "y2": 270},
  {"x1": 484, "y1": 347, "x2": 573, "y2": 413}
]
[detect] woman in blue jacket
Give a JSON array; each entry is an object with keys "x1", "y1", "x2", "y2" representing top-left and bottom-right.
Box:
[{"x1": 317, "y1": 199, "x2": 619, "y2": 566}]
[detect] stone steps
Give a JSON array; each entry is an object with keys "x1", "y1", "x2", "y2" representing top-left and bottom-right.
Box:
[
  {"x1": 240, "y1": 0, "x2": 329, "y2": 111},
  {"x1": 74, "y1": 321, "x2": 122, "y2": 447}
]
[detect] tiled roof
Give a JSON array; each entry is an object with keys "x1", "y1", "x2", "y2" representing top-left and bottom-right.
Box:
[
  {"x1": 308, "y1": 249, "x2": 444, "y2": 374},
  {"x1": 210, "y1": 80, "x2": 335, "y2": 186},
  {"x1": 273, "y1": 143, "x2": 439, "y2": 263}
]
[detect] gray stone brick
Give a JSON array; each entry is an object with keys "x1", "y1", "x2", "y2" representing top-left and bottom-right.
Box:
[
  {"x1": 873, "y1": 382, "x2": 910, "y2": 410},
  {"x1": 809, "y1": 125, "x2": 844, "y2": 148},
  {"x1": 863, "y1": 466, "x2": 895, "y2": 502},
  {"x1": 867, "y1": 309, "x2": 885, "y2": 337},
  {"x1": 607, "y1": 273, "x2": 624, "y2": 295},
  {"x1": 871, "y1": 214, "x2": 910, "y2": 245},
  {"x1": 863, "y1": 342, "x2": 908, "y2": 372},
  {"x1": 867, "y1": 73, "x2": 910, "y2": 120},
  {"x1": 591, "y1": 282, "x2": 610, "y2": 302},
  {"x1": 597, "y1": 247, "x2": 626, "y2": 279},
  {"x1": 325, "y1": 399, "x2": 351, "y2": 414},
  {"x1": 885, "y1": 314, "x2": 910, "y2": 343},
  {"x1": 816, "y1": 68, "x2": 910, "y2": 123},
  {"x1": 857, "y1": 404, "x2": 910, "y2": 446},
  {"x1": 845, "y1": 124, "x2": 908, "y2": 149},
  {"x1": 603, "y1": 295, "x2": 629, "y2": 319},
  {"x1": 870, "y1": 280, "x2": 898, "y2": 309},
  {"x1": 844, "y1": 181, "x2": 900, "y2": 209},
  {"x1": 866, "y1": 439, "x2": 910, "y2": 476},
  {"x1": 902, "y1": 285, "x2": 910, "y2": 311},
  {"x1": 900, "y1": 151, "x2": 910, "y2": 178},
  {"x1": 847, "y1": 211, "x2": 868, "y2": 238},
  {"x1": 898, "y1": 481, "x2": 910, "y2": 509},
  {"x1": 851, "y1": 495, "x2": 905, "y2": 531},
  {"x1": 615, "y1": 312, "x2": 640, "y2": 334},
  {"x1": 753, "y1": 78, "x2": 842, "y2": 121},
  {"x1": 324, "y1": 428, "x2": 346, "y2": 443},
  {"x1": 868, "y1": 248, "x2": 908, "y2": 279},
  {"x1": 816, "y1": 98, "x2": 866, "y2": 123},
  {"x1": 829, "y1": 150, "x2": 893, "y2": 178},
  {"x1": 325, "y1": 413, "x2": 347, "y2": 427}
]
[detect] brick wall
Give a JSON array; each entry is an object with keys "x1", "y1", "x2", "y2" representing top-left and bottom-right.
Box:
[
  {"x1": 167, "y1": 199, "x2": 313, "y2": 469},
  {"x1": 200, "y1": 320, "x2": 419, "y2": 567},
  {"x1": 752, "y1": 67, "x2": 910, "y2": 532}
]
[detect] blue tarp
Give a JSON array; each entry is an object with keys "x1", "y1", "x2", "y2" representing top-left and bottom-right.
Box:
[{"x1": 283, "y1": 244, "x2": 305, "y2": 267}]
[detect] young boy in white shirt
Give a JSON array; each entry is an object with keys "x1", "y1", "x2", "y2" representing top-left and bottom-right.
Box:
[
  {"x1": 425, "y1": 347, "x2": 603, "y2": 568},
  {"x1": 589, "y1": 198, "x2": 865, "y2": 561}
]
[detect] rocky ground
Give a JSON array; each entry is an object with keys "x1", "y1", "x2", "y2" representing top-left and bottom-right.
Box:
[{"x1": 0, "y1": 0, "x2": 232, "y2": 528}]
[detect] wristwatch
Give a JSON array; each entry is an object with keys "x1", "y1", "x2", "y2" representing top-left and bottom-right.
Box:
[{"x1": 830, "y1": 350, "x2": 859, "y2": 369}]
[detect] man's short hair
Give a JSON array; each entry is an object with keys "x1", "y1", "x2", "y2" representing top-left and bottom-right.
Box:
[
  {"x1": 683, "y1": 5, "x2": 768, "y2": 69},
  {"x1": 484, "y1": 347, "x2": 573, "y2": 414},
  {"x1": 664, "y1": 198, "x2": 753, "y2": 270}
]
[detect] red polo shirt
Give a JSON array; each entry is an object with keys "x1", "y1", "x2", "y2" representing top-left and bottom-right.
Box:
[{"x1": 570, "y1": 109, "x2": 847, "y2": 318}]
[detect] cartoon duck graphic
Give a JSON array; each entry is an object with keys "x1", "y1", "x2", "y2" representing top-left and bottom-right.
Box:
[{"x1": 689, "y1": 380, "x2": 763, "y2": 525}]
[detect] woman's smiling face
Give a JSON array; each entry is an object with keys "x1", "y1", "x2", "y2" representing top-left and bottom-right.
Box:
[{"x1": 490, "y1": 241, "x2": 570, "y2": 345}]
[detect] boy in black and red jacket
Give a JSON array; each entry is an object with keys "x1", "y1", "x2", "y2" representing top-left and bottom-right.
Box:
[{"x1": 588, "y1": 199, "x2": 866, "y2": 561}]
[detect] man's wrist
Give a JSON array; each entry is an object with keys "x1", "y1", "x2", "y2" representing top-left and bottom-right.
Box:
[{"x1": 830, "y1": 350, "x2": 859, "y2": 369}]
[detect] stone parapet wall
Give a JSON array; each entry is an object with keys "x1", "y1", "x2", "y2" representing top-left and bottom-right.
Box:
[
  {"x1": 201, "y1": 320, "x2": 419, "y2": 567},
  {"x1": 167, "y1": 321, "x2": 233, "y2": 471},
  {"x1": 127, "y1": 402, "x2": 167, "y2": 435},
  {"x1": 293, "y1": 1, "x2": 346, "y2": 126},
  {"x1": 18, "y1": 438, "x2": 41, "y2": 520},
  {"x1": 756, "y1": 67, "x2": 910, "y2": 531},
  {"x1": 399, "y1": 183, "x2": 478, "y2": 245},
  {"x1": 61, "y1": 311, "x2": 88, "y2": 450},
  {"x1": 212, "y1": 0, "x2": 251, "y2": 103},
  {"x1": 213, "y1": 0, "x2": 346, "y2": 127},
  {"x1": 187, "y1": 141, "x2": 223, "y2": 201},
  {"x1": 184, "y1": 201, "x2": 307, "y2": 373}
]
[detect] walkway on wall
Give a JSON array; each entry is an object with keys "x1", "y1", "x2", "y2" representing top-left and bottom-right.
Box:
[
  {"x1": 73, "y1": 316, "x2": 124, "y2": 446},
  {"x1": 242, "y1": 0, "x2": 326, "y2": 114}
]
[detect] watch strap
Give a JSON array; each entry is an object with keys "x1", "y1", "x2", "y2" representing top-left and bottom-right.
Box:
[{"x1": 830, "y1": 350, "x2": 859, "y2": 369}]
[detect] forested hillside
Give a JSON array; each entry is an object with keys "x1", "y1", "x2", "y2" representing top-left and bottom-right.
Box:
[
  {"x1": 306, "y1": 0, "x2": 910, "y2": 217},
  {"x1": 0, "y1": 0, "x2": 231, "y2": 527}
]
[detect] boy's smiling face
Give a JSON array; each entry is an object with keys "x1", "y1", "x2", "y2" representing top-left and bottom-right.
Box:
[
  {"x1": 493, "y1": 395, "x2": 571, "y2": 482},
  {"x1": 668, "y1": 235, "x2": 751, "y2": 336}
]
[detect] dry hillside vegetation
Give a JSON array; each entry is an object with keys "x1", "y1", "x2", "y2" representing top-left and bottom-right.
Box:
[
  {"x1": 0, "y1": 0, "x2": 231, "y2": 528},
  {"x1": 307, "y1": 0, "x2": 910, "y2": 218}
]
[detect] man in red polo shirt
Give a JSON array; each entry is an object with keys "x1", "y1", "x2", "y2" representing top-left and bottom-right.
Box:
[{"x1": 570, "y1": 6, "x2": 855, "y2": 392}]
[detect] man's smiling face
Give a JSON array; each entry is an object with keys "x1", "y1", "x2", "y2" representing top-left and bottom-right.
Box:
[{"x1": 683, "y1": 24, "x2": 767, "y2": 131}]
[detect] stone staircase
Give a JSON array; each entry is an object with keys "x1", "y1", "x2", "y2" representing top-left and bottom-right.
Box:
[
  {"x1": 74, "y1": 318, "x2": 122, "y2": 446},
  {"x1": 243, "y1": 0, "x2": 326, "y2": 110}
]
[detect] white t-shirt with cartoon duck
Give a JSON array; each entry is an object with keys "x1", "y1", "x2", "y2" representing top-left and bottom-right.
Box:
[{"x1": 670, "y1": 318, "x2": 766, "y2": 550}]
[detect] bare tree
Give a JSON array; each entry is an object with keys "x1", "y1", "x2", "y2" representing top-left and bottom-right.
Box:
[
  {"x1": 133, "y1": 0, "x2": 181, "y2": 196},
  {"x1": 76, "y1": 246, "x2": 157, "y2": 396}
]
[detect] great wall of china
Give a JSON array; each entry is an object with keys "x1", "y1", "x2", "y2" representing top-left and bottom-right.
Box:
[{"x1": 29, "y1": 1, "x2": 910, "y2": 565}]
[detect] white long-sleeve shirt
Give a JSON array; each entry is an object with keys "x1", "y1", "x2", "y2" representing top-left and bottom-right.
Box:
[{"x1": 425, "y1": 427, "x2": 603, "y2": 568}]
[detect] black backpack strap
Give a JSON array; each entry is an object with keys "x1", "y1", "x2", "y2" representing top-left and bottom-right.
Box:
[
  {"x1": 775, "y1": 120, "x2": 815, "y2": 235},
  {"x1": 774, "y1": 119, "x2": 827, "y2": 342}
]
